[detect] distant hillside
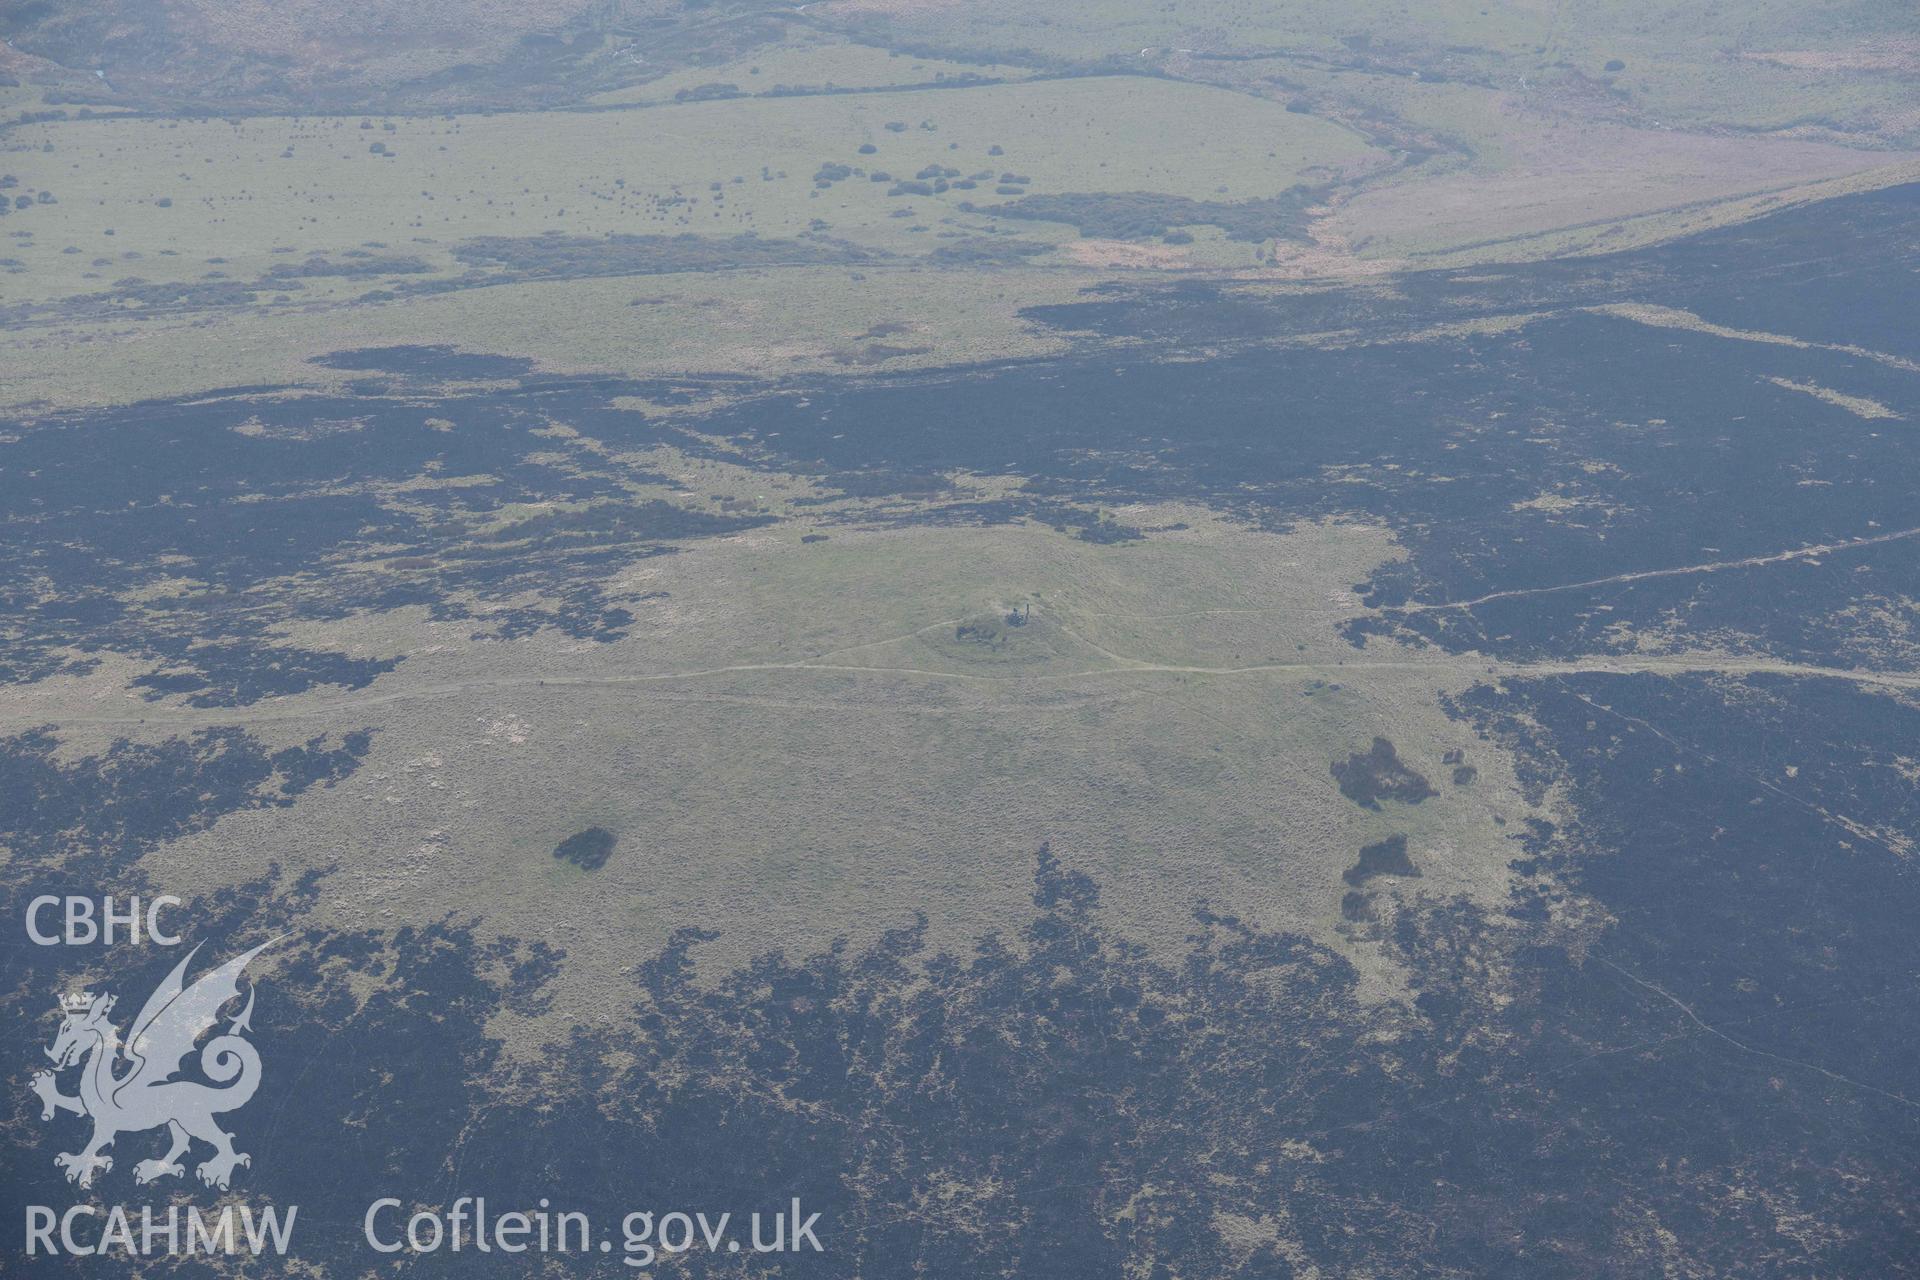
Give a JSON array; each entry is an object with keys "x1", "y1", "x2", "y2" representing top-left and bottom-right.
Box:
[{"x1": 0, "y1": 0, "x2": 789, "y2": 111}]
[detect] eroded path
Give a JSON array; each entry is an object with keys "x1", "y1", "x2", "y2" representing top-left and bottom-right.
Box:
[{"x1": 6, "y1": 648, "x2": 1912, "y2": 730}]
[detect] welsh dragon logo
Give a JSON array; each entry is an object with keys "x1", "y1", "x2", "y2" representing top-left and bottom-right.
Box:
[{"x1": 31, "y1": 941, "x2": 271, "y2": 1191}]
